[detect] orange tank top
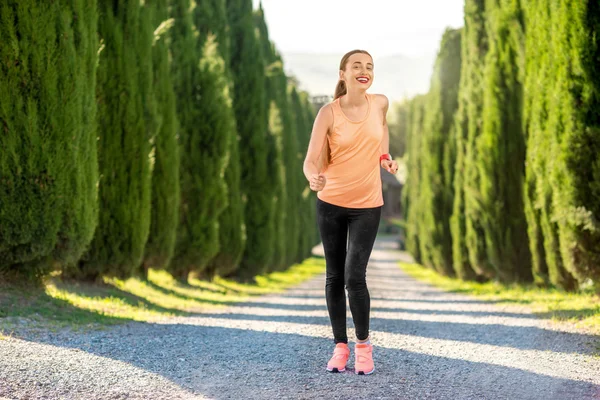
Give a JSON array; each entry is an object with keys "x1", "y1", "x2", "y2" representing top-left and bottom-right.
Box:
[{"x1": 317, "y1": 93, "x2": 384, "y2": 208}]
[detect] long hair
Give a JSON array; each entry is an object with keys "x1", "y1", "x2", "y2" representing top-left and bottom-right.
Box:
[{"x1": 319, "y1": 49, "x2": 373, "y2": 171}]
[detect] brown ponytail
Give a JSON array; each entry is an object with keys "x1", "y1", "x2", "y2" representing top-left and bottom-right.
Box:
[
  {"x1": 319, "y1": 49, "x2": 373, "y2": 172},
  {"x1": 334, "y1": 80, "x2": 347, "y2": 100}
]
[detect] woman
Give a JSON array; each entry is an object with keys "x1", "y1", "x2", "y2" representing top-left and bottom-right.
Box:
[{"x1": 303, "y1": 49, "x2": 398, "y2": 375}]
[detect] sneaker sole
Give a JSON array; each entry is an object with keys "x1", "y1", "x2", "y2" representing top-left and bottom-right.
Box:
[
  {"x1": 326, "y1": 367, "x2": 346, "y2": 373},
  {"x1": 355, "y1": 367, "x2": 375, "y2": 375}
]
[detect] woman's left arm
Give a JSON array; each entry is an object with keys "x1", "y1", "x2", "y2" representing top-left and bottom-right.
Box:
[
  {"x1": 379, "y1": 94, "x2": 390, "y2": 155},
  {"x1": 378, "y1": 94, "x2": 398, "y2": 174}
]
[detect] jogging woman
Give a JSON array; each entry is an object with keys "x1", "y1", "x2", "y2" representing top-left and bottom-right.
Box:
[{"x1": 303, "y1": 49, "x2": 398, "y2": 375}]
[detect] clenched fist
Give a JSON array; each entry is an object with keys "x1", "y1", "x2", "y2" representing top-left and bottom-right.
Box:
[
  {"x1": 309, "y1": 173, "x2": 326, "y2": 192},
  {"x1": 381, "y1": 159, "x2": 399, "y2": 174}
]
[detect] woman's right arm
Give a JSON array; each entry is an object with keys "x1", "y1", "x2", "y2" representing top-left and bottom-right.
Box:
[{"x1": 303, "y1": 104, "x2": 332, "y2": 181}]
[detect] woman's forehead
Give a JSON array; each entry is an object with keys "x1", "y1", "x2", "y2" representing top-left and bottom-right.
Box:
[{"x1": 347, "y1": 53, "x2": 373, "y2": 65}]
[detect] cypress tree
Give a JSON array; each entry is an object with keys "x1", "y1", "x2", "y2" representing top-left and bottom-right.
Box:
[
  {"x1": 388, "y1": 101, "x2": 409, "y2": 159},
  {"x1": 522, "y1": 0, "x2": 572, "y2": 288},
  {"x1": 403, "y1": 94, "x2": 428, "y2": 264},
  {"x1": 192, "y1": 0, "x2": 246, "y2": 279},
  {"x1": 227, "y1": 0, "x2": 272, "y2": 280},
  {"x1": 205, "y1": 120, "x2": 246, "y2": 279},
  {"x1": 0, "y1": 0, "x2": 99, "y2": 278},
  {"x1": 524, "y1": 0, "x2": 600, "y2": 289},
  {"x1": 274, "y1": 58, "x2": 301, "y2": 268},
  {"x1": 254, "y1": 6, "x2": 286, "y2": 272},
  {"x1": 290, "y1": 86, "x2": 314, "y2": 261},
  {"x1": 470, "y1": 0, "x2": 531, "y2": 282},
  {"x1": 142, "y1": 0, "x2": 180, "y2": 274},
  {"x1": 255, "y1": 5, "x2": 305, "y2": 270},
  {"x1": 418, "y1": 28, "x2": 462, "y2": 276},
  {"x1": 450, "y1": 7, "x2": 481, "y2": 281},
  {"x1": 194, "y1": 0, "x2": 230, "y2": 63},
  {"x1": 76, "y1": 0, "x2": 155, "y2": 279},
  {"x1": 522, "y1": 0, "x2": 549, "y2": 287},
  {"x1": 460, "y1": 0, "x2": 496, "y2": 279},
  {"x1": 169, "y1": 0, "x2": 231, "y2": 281},
  {"x1": 300, "y1": 90, "x2": 321, "y2": 251},
  {"x1": 265, "y1": 99, "x2": 287, "y2": 272}
]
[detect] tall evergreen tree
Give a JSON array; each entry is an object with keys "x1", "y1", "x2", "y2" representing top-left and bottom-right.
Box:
[
  {"x1": 169, "y1": 0, "x2": 231, "y2": 281},
  {"x1": 193, "y1": 0, "x2": 230, "y2": 63},
  {"x1": 300, "y1": 91, "x2": 321, "y2": 251},
  {"x1": 254, "y1": 6, "x2": 286, "y2": 272},
  {"x1": 418, "y1": 28, "x2": 462, "y2": 276},
  {"x1": 227, "y1": 0, "x2": 272, "y2": 280},
  {"x1": 255, "y1": 5, "x2": 305, "y2": 270},
  {"x1": 524, "y1": 0, "x2": 600, "y2": 289},
  {"x1": 0, "y1": 0, "x2": 99, "y2": 278},
  {"x1": 143, "y1": 0, "x2": 180, "y2": 274},
  {"x1": 77, "y1": 0, "x2": 156, "y2": 279},
  {"x1": 205, "y1": 120, "x2": 246, "y2": 279},
  {"x1": 460, "y1": 0, "x2": 496, "y2": 279},
  {"x1": 450, "y1": 6, "x2": 479, "y2": 281},
  {"x1": 191, "y1": 0, "x2": 246, "y2": 279},
  {"x1": 291, "y1": 86, "x2": 314, "y2": 260},
  {"x1": 469, "y1": 0, "x2": 531, "y2": 282},
  {"x1": 522, "y1": 0, "x2": 571, "y2": 288},
  {"x1": 388, "y1": 101, "x2": 409, "y2": 159},
  {"x1": 265, "y1": 100, "x2": 287, "y2": 271},
  {"x1": 403, "y1": 94, "x2": 428, "y2": 264}
]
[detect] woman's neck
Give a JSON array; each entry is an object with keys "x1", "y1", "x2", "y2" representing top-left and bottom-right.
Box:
[{"x1": 341, "y1": 89, "x2": 367, "y2": 107}]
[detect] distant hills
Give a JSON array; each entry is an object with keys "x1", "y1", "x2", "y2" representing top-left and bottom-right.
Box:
[{"x1": 281, "y1": 52, "x2": 436, "y2": 104}]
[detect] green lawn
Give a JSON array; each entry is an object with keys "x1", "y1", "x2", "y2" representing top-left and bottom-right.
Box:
[
  {"x1": 399, "y1": 262, "x2": 600, "y2": 335},
  {"x1": 0, "y1": 257, "x2": 326, "y2": 337}
]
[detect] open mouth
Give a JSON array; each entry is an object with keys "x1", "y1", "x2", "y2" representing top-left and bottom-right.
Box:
[{"x1": 357, "y1": 77, "x2": 370, "y2": 84}]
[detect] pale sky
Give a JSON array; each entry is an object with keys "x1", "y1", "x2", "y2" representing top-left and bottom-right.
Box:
[{"x1": 252, "y1": 0, "x2": 464, "y2": 58}]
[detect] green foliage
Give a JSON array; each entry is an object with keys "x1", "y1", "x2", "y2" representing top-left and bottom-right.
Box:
[
  {"x1": 143, "y1": 0, "x2": 180, "y2": 273},
  {"x1": 450, "y1": 20, "x2": 478, "y2": 281},
  {"x1": 290, "y1": 86, "x2": 316, "y2": 261},
  {"x1": 193, "y1": 0, "x2": 231, "y2": 63},
  {"x1": 523, "y1": 0, "x2": 600, "y2": 290},
  {"x1": 205, "y1": 124, "x2": 247, "y2": 278},
  {"x1": 300, "y1": 90, "x2": 321, "y2": 251},
  {"x1": 388, "y1": 101, "x2": 409, "y2": 159},
  {"x1": 461, "y1": 0, "x2": 495, "y2": 279},
  {"x1": 417, "y1": 28, "x2": 462, "y2": 276},
  {"x1": 169, "y1": 1, "x2": 232, "y2": 280},
  {"x1": 265, "y1": 101, "x2": 287, "y2": 271},
  {"x1": 471, "y1": 0, "x2": 531, "y2": 282},
  {"x1": 402, "y1": 95, "x2": 428, "y2": 264},
  {"x1": 0, "y1": 0, "x2": 99, "y2": 279},
  {"x1": 227, "y1": 0, "x2": 272, "y2": 280},
  {"x1": 254, "y1": 7, "x2": 286, "y2": 272},
  {"x1": 188, "y1": 0, "x2": 246, "y2": 279},
  {"x1": 77, "y1": 0, "x2": 156, "y2": 279}
]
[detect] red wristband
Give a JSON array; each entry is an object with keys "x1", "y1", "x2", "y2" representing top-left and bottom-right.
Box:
[{"x1": 380, "y1": 154, "x2": 391, "y2": 162}]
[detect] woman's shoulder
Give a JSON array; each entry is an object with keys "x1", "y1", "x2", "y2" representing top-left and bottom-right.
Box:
[{"x1": 370, "y1": 93, "x2": 389, "y2": 108}]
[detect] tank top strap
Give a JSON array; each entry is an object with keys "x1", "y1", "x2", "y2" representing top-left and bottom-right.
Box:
[{"x1": 331, "y1": 96, "x2": 342, "y2": 116}]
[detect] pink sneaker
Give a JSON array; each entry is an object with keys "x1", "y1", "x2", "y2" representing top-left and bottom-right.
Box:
[
  {"x1": 354, "y1": 343, "x2": 374, "y2": 375},
  {"x1": 326, "y1": 343, "x2": 350, "y2": 372}
]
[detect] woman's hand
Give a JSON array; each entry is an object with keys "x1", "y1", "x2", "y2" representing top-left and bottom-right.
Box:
[
  {"x1": 381, "y1": 159, "x2": 398, "y2": 174},
  {"x1": 309, "y1": 173, "x2": 327, "y2": 191}
]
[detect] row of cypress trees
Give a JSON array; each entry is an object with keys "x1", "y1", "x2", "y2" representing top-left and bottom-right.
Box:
[
  {"x1": 0, "y1": 0, "x2": 319, "y2": 283},
  {"x1": 402, "y1": 0, "x2": 600, "y2": 291}
]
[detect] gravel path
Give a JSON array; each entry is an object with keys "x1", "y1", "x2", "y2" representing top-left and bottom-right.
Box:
[{"x1": 1, "y1": 237, "x2": 599, "y2": 400}]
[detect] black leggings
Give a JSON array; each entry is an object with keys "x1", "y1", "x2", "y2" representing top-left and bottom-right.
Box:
[{"x1": 316, "y1": 197, "x2": 381, "y2": 344}]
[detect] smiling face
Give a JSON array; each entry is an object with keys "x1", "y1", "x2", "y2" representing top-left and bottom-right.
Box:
[{"x1": 339, "y1": 52, "x2": 374, "y2": 91}]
